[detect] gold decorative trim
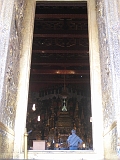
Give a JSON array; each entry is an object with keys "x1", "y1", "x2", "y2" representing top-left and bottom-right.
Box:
[
  {"x1": 103, "y1": 121, "x2": 117, "y2": 137},
  {"x1": 0, "y1": 122, "x2": 14, "y2": 136}
]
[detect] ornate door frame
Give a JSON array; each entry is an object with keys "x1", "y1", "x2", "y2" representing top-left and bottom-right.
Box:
[{"x1": 14, "y1": 0, "x2": 104, "y2": 158}]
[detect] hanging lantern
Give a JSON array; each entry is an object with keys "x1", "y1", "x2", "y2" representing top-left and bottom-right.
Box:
[{"x1": 60, "y1": 75, "x2": 69, "y2": 111}]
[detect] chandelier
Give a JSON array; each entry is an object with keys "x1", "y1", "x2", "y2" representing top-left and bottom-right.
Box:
[{"x1": 61, "y1": 75, "x2": 68, "y2": 111}]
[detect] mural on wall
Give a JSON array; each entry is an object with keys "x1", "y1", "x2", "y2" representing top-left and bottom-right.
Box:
[
  {"x1": 0, "y1": 0, "x2": 24, "y2": 158},
  {"x1": 96, "y1": 0, "x2": 120, "y2": 158}
]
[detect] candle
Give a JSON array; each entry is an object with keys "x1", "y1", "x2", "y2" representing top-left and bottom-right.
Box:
[
  {"x1": 32, "y1": 104, "x2": 36, "y2": 111},
  {"x1": 37, "y1": 115, "x2": 40, "y2": 121},
  {"x1": 83, "y1": 143, "x2": 85, "y2": 148}
]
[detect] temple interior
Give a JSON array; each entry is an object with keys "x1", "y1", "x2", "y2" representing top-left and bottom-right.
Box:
[{"x1": 26, "y1": 1, "x2": 92, "y2": 150}]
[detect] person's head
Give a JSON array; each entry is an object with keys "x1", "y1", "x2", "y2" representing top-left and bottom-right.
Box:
[{"x1": 71, "y1": 129, "x2": 76, "y2": 134}]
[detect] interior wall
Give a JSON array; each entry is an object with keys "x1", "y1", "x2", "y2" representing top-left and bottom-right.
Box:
[{"x1": 96, "y1": 0, "x2": 120, "y2": 159}]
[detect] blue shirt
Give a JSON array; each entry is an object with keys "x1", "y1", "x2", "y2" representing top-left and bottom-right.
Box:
[{"x1": 67, "y1": 133, "x2": 83, "y2": 147}]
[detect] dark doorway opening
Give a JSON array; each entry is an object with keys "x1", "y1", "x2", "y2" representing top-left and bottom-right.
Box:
[{"x1": 26, "y1": 1, "x2": 92, "y2": 150}]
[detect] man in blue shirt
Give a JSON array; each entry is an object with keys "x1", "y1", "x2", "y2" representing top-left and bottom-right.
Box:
[{"x1": 67, "y1": 129, "x2": 83, "y2": 150}]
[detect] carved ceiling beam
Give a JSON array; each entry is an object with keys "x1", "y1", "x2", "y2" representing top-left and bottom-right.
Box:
[
  {"x1": 30, "y1": 74, "x2": 89, "y2": 78},
  {"x1": 32, "y1": 49, "x2": 88, "y2": 54},
  {"x1": 31, "y1": 59, "x2": 89, "y2": 66},
  {"x1": 30, "y1": 79, "x2": 89, "y2": 83},
  {"x1": 35, "y1": 14, "x2": 88, "y2": 19},
  {"x1": 33, "y1": 33, "x2": 88, "y2": 38},
  {"x1": 36, "y1": 2, "x2": 87, "y2": 6},
  {"x1": 31, "y1": 69, "x2": 89, "y2": 75},
  {"x1": 32, "y1": 48, "x2": 88, "y2": 53},
  {"x1": 31, "y1": 62, "x2": 89, "y2": 66}
]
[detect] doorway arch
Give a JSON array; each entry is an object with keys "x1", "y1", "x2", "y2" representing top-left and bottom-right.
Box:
[{"x1": 14, "y1": 0, "x2": 104, "y2": 159}]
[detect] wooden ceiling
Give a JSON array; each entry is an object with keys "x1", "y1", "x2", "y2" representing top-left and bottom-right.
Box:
[{"x1": 29, "y1": 1, "x2": 90, "y2": 92}]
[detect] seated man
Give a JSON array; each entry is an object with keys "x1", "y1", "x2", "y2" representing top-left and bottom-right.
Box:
[{"x1": 67, "y1": 129, "x2": 83, "y2": 150}]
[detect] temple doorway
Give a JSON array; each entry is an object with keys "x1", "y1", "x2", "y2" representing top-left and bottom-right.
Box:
[{"x1": 26, "y1": 1, "x2": 92, "y2": 151}]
